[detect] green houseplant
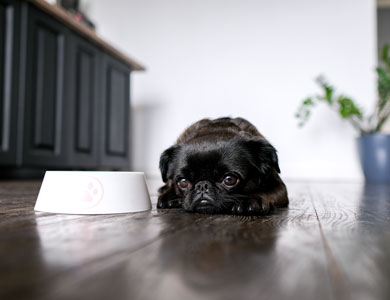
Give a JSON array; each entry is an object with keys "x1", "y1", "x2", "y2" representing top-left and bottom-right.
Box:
[{"x1": 296, "y1": 44, "x2": 390, "y2": 183}]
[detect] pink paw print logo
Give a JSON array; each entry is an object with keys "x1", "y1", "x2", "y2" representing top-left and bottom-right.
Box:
[{"x1": 77, "y1": 176, "x2": 104, "y2": 209}]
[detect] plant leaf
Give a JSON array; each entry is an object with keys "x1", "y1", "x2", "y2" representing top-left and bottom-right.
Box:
[
  {"x1": 337, "y1": 96, "x2": 363, "y2": 119},
  {"x1": 303, "y1": 97, "x2": 314, "y2": 106},
  {"x1": 315, "y1": 76, "x2": 334, "y2": 104}
]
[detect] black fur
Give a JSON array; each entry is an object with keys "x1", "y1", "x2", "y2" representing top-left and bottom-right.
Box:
[{"x1": 157, "y1": 117, "x2": 288, "y2": 215}]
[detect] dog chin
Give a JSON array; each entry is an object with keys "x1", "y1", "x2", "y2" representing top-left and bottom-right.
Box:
[
  {"x1": 184, "y1": 195, "x2": 231, "y2": 214},
  {"x1": 183, "y1": 197, "x2": 218, "y2": 214},
  {"x1": 190, "y1": 204, "x2": 218, "y2": 214}
]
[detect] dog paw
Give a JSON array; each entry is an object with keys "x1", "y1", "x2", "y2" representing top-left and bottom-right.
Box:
[
  {"x1": 248, "y1": 198, "x2": 270, "y2": 215},
  {"x1": 157, "y1": 197, "x2": 183, "y2": 209},
  {"x1": 231, "y1": 198, "x2": 270, "y2": 215},
  {"x1": 231, "y1": 202, "x2": 245, "y2": 214}
]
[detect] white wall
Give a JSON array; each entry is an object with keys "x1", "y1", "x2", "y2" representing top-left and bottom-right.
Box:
[{"x1": 83, "y1": 0, "x2": 377, "y2": 181}]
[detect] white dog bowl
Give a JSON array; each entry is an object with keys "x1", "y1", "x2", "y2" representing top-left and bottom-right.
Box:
[{"x1": 34, "y1": 171, "x2": 152, "y2": 214}]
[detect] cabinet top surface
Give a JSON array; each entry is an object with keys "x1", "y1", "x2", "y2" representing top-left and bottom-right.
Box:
[{"x1": 26, "y1": 0, "x2": 145, "y2": 71}]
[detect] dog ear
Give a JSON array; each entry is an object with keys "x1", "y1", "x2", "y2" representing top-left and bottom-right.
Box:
[
  {"x1": 244, "y1": 139, "x2": 281, "y2": 174},
  {"x1": 159, "y1": 145, "x2": 181, "y2": 182}
]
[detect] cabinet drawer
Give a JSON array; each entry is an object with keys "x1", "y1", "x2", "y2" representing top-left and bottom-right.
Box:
[
  {"x1": 22, "y1": 4, "x2": 68, "y2": 167},
  {"x1": 66, "y1": 35, "x2": 100, "y2": 167},
  {"x1": 100, "y1": 53, "x2": 131, "y2": 168}
]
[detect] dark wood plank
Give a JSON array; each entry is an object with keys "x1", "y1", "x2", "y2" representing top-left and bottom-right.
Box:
[
  {"x1": 0, "y1": 180, "x2": 388, "y2": 300},
  {"x1": 7, "y1": 182, "x2": 333, "y2": 300},
  {"x1": 308, "y1": 183, "x2": 390, "y2": 300},
  {"x1": 44, "y1": 210, "x2": 334, "y2": 300}
]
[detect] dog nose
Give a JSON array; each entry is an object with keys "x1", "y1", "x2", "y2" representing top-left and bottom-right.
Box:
[{"x1": 195, "y1": 181, "x2": 209, "y2": 193}]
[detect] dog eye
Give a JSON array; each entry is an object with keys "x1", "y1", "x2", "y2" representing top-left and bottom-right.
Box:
[
  {"x1": 177, "y1": 178, "x2": 190, "y2": 189},
  {"x1": 222, "y1": 175, "x2": 238, "y2": 187}
]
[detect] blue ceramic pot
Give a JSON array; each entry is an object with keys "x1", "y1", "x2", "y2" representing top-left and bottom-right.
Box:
[{"x1": 357, "y1": 134, "x2": 390, "y2": 183}]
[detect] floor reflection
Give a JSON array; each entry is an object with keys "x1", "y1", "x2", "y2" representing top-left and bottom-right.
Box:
[
  {"x1": 0, "y1": 215, "x2": 47, "y2": 300},
  {"x1": 358, "y1": 183, "x2": 390, "y2": 226},
  {"x1": 35, "y1": 212, "x2": 156, "y2": 267},
  {"x1": 139, "y1": 210, "x2": 287, "y2": 300}
]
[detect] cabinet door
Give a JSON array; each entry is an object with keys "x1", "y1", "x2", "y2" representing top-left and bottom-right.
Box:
[
  {"x1": 0, "y1": 0, "x2": 19, "y2": 165},
  {"x1": 22, "y1": 5, "x2": 68, "y2": 167},
  {"x1": 100, "y1": 54, "x2": 131, "y2": 169},
  {"x1": 66, "y1": 35, "x2": 99, "y2": 168}
]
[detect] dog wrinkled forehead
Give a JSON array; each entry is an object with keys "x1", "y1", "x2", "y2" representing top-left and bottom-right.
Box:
[
  {"x1": 186, "y1": 147, "x2": 222, "y2": 167},
  {"x1": 176, "y1": 141, "x2": 250, "y2": 181},
  {"x1": 182, "y1": 149, "x2": 223, "y2": 180}
]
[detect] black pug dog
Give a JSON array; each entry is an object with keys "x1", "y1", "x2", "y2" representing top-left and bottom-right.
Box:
[{"x1": 157, "y1": 117, "x2": 288, "y2": 215}]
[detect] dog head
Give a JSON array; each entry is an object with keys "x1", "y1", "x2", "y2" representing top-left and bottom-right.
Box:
[{"x1": 158, "y1": 137, "x2": 280, "y2": 214}]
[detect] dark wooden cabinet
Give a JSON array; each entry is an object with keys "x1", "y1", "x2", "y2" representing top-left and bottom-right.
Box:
[{"x1": 0, "y1": 0, "x2": 143, "y2": 174}]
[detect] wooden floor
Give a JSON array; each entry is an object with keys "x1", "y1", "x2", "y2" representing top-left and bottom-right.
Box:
[{"x1": 0, "y1": 179, "x2": 389, "y2": 300}]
